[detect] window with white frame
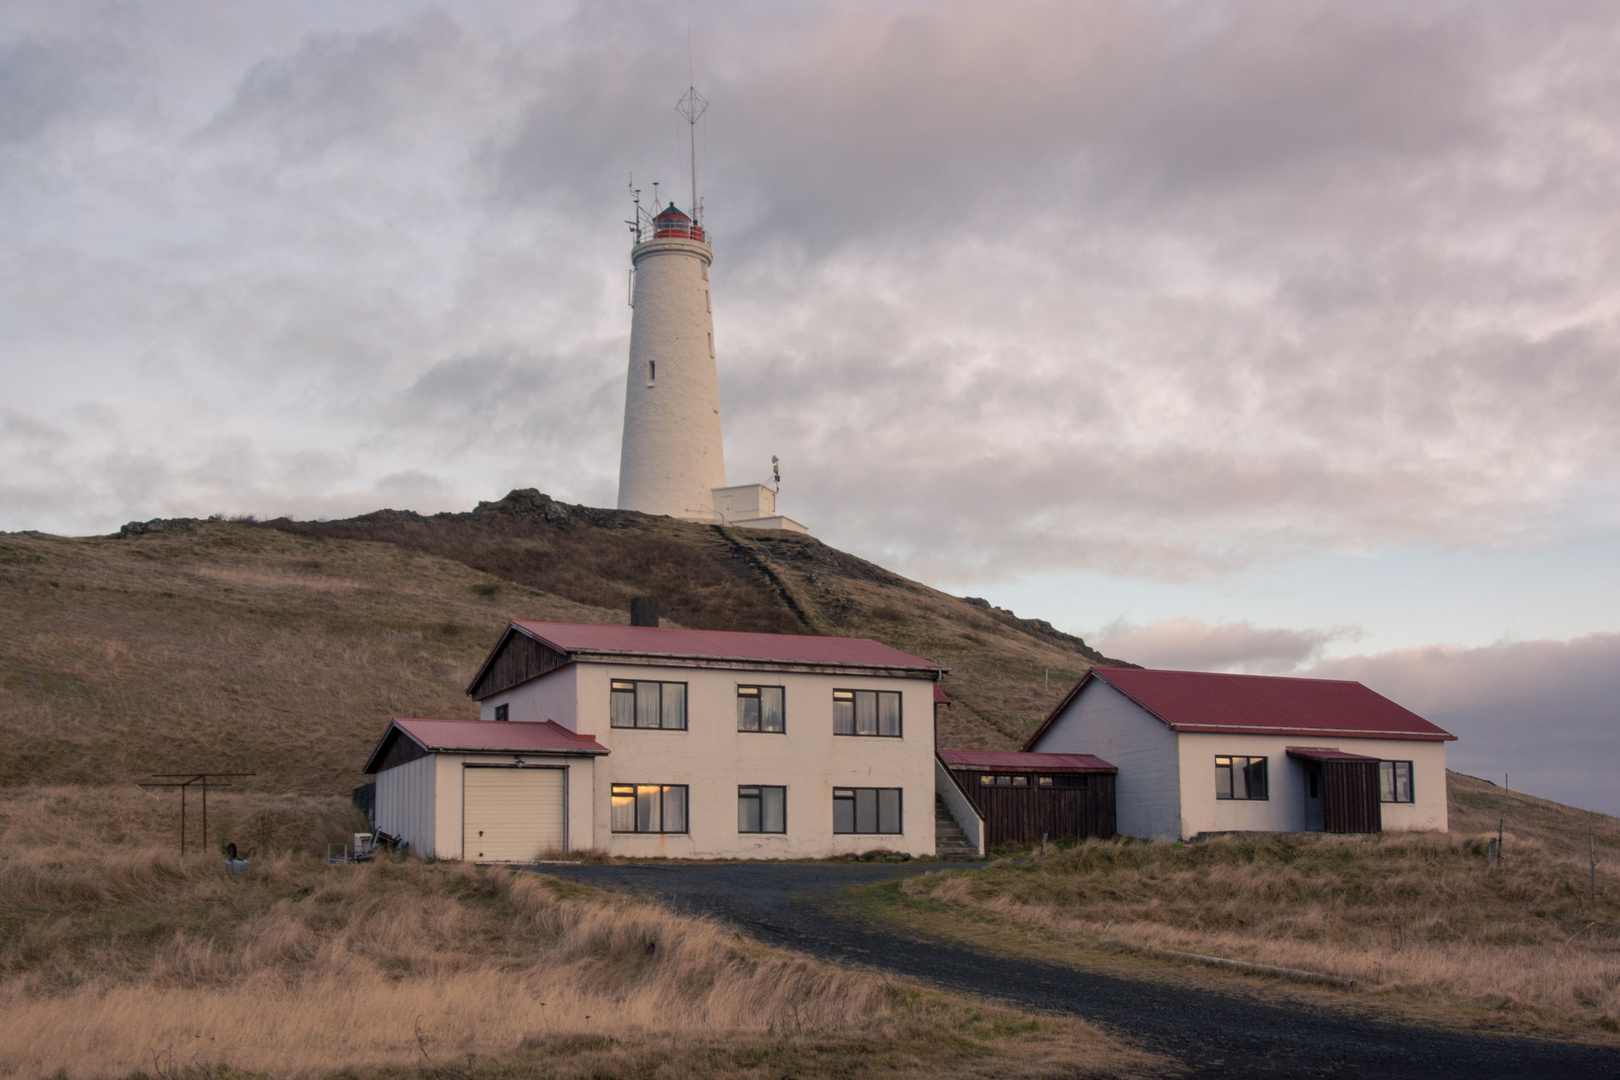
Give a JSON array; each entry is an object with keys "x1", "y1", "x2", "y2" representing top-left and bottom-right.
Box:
[
  {"x1": 833, "y1": 787, "x2": 902, "y2": 834},
  {"x1": 1215, "y1": 756, "x2": 1269, "y2": 800},
  {"x1": 737, "y1": 685, "x2": 785, "y2": 732},
  {"x1": 1380, "y1": 761, "x2": 1414, "y2": 803},
  {"x1": 611, "y1": 784, "x2": 688, "y2": 833},
  {"x1": 610, "y1": 680, "x2": 687, "y2": 729},
  {"x1": 832, "y1": 689, "x2": 901, "y2": 737},
  {"x1": 738, "y1": 785, "x2": 786, "y2": 833}
]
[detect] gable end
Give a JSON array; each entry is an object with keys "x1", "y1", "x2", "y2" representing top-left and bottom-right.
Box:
[{"x1": 468, "y1": 628, "x2": 570, "y2": 699}]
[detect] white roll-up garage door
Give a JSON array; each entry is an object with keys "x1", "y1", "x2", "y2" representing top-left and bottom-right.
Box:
[{"x1": 463, "y1": 766, "x2": 566, "y2": 861}]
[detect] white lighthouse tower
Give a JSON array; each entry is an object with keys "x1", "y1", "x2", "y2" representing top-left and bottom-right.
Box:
[{"x1": 617, "y1": 88, "x2": 806, "y2": 532}]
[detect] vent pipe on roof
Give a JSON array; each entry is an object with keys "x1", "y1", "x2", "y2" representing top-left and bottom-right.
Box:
[{"x1": 630, "y1": 596, "x2": 660, "y2": 627}]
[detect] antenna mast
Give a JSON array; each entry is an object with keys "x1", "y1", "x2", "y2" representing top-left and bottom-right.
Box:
[{"x1": 676, "y1": 85, "x2": 707, "y2": 223}]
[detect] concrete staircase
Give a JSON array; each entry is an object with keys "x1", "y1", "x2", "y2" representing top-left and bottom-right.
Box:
[{"x1": 934, "y1": 796, "x2": 980, "y2": 860}]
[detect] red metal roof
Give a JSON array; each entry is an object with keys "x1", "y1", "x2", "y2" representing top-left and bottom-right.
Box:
[
  {"x1": 933, "y1": 683, "x2": 951, "y2": 705},
  {"x1": 385, "y1": 718, "x2": 607, "y2": 759},
  {"x1": 1025, "y1": 667, "x2": 1455, "y2": 749},
  {"x1": 1286, "y1": 746, "x2": 1380, "y2": 762},
  {"x1": 509, "y1": 621, "x2": 946, "y2": 673},
  {"x1": 939, "y1": 749, "x2": 1116, "y2": 772}
]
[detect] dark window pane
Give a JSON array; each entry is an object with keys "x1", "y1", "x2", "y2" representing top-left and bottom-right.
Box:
[
  {"x1": 833, "y1": 790, "x2": 854, "y2": 833},
  {"x1": 1380, "y1": 761, "x2": 1395, "y2": 802},
  {"x1": 855, "y1": 691, "x2": 877, "y2": 735},
  {"x1": 761, "y1": 786, "x2": 786, "y2": 832},
  {"x1": 739, "y1": 789, "x2": 760, "y2": 832},
  {"x1": 855, "y1": 788, "x2": 878, "y2": 833},
  {"x1": 662, "y1": 684, "x2": 686, "y2": 729},
  {"x1": 1397, "y1": 762, "x2": 1413, "y2": 802},
  {"x1": 1215, "y1": 760, "x2": 1233, "y2": 799},
  {"x1": 738, "y1": 694, "x2": 760, "y2": 732},
  {"x1": 877, "y1": 692, "x2": 901, "y2": 736},
  {"x1": 636, "y1": 683, "x2": 661, "y2": 728},
  {"x1": 1245, "y1": 758, "x2": 1268, "y2": 801},
  {"x1": 877, "y1": 789, "x2": 901, "y2": 834},
  {"x1": 761, "y1": 687, "x2": 785, "y2": 732}
]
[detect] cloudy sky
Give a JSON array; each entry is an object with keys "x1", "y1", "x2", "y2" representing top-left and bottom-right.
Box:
[{"x1": 2, "y1": 1, "x2": 1616, "y2": 812}]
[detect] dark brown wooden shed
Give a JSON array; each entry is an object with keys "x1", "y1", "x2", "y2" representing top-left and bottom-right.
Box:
[
  {"x1": 1286, "y1": 747, "x2": 1382, "y2": 833},
  {"x1": 939, "y1": 749, "x2": 1117, "y2": 848}
]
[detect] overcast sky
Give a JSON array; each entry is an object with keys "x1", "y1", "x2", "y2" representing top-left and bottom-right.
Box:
[{"x1": 2, "y1": 1, "x2": 1616, "y2": 813}]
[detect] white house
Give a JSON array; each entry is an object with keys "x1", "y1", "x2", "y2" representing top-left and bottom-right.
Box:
[
  {"x1": 365, "y1": 620, "x2": 946, "y2": 861},
  {"x1": 1024, "y1": 667, "x2": 1456, "y2": 840}
]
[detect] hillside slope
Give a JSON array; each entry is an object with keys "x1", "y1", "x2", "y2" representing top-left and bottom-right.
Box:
[{"x1": 0, "y1": 493, "x2": 1122, "y2": 792}]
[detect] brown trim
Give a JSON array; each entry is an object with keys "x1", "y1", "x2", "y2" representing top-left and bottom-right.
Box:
[
  {"x1": 466, "y1": 624, "x2": 571, "y2": 699},
  {"x1": 363, "y1": 723, "x2": 430, "y2": 774}
]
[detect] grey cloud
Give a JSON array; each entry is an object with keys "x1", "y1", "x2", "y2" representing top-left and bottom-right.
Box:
[
  {"x1": 1093, "y1": 617, "x2": 1351, "y2": 674},
  {"x1": 0, "y1": 40, "x2": 83, "y2": 144},
  {"x1": 1305, "y1": 634, "x2": 1620, "y2": 817}
]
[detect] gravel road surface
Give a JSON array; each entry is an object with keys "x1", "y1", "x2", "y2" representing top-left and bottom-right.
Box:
[{"x1": 532, "y1": 861, "x2": 1617, "y2": 1079}]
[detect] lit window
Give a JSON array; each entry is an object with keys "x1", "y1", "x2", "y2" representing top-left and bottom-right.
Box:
[
  {"x1": 1215, "y1": 756, "x2": 1269, "y2": 800},
  {"x1": 611, "y1": 784, "x2": 688, "y2": 833},
  {"x1": 1037, "y1": 774, "x2": 1088, "y2": 789},
  {"x1": 610, "y1": 680, "x2": 687, "y2": 730}
]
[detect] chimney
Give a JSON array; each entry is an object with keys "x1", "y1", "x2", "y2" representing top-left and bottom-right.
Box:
[{"x1": 630, "y1": 596, "x2": 660, "y2": 627}]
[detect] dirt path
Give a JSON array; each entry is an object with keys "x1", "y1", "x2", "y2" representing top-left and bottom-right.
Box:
[{"x1": 533, "y1": 862, "x2": 1617, "y2": 1079}]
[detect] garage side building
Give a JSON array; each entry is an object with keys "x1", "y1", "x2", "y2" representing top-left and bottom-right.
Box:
[{"x1": 1025, "y1": 667, "x2": 1455, "y2": 841}]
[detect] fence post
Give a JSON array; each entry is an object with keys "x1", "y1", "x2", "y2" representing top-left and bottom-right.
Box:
[{"x1": 1593, "y1": 828, "x2": 1599, "y2": 905}]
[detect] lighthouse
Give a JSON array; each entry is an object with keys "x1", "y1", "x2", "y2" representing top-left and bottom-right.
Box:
[{"x1": 616, "y1": 89, "x2": 806, "y2": 533}]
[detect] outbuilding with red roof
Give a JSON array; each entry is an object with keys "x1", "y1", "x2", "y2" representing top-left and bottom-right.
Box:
[{"x1": 1023, "y1": 667, "x2": 1456, "y2": 839}]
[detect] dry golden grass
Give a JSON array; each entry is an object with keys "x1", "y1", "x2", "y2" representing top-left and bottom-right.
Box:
[
  {"x1": 0, "y1": 524, "x2": 618, "y2": 793},
  {"x1": 884, "y1": 773, "x2": 1620, "y2": 1038},
  {"x1": 0, "y1": 787, "x2": 1166, "y2": 1080}
]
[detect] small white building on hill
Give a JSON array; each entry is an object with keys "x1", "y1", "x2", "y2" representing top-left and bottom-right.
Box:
[
  {"x1": 365, "y1": 620, "x2": 945, "y2": 861},
  {"x1": 1024, "y1": 667, "x2": 1455, "y2": 840}
]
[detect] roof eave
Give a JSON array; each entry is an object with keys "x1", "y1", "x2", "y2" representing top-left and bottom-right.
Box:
[
  {"x1": 362, "y1": 720, "x2": 431, "y2": 774},
  {"x1": 1172, "y1": 723, "x2": 1457, "y2": 741}
]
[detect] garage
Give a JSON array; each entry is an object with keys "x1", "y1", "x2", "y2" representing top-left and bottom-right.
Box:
[
  {"x1": 363, "y1": 717, "x2": 606, "y2": 860},
  {"x1": 463, "y1": 765, "x2": 567, "y2": 861}
]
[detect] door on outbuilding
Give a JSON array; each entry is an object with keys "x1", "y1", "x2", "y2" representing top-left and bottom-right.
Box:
[{"x1": 463, "y1": 765, "x2": 566, "y2": 861}]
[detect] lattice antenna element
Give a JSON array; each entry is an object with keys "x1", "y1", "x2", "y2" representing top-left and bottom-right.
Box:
[
  {"x1": 771, "y1": 455, "x2": 780, "y2": 493},
  {"x1": 626, "y1": 177, "x2": 644, "y2": 244},
  {"x1": 676, "y1": 86, "x2": 708, "y2": 226}
]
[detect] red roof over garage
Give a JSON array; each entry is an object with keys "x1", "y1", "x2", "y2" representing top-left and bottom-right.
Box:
[{"x1": 364, "y1": 718, "x2": 607, "y2": 773}]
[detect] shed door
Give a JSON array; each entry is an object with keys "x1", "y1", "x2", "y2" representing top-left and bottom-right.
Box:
[{"x1": 463, "y1": 766, "x2": 566, "y2": 861}]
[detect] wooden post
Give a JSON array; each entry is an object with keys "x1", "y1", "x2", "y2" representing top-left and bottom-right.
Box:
[
  {"x1": 1593, "y1": 829, "x2": 1599, "y2": 905},
  {"x1": 1499, "y1": 818, "x2": 1504, "y2": 866}
]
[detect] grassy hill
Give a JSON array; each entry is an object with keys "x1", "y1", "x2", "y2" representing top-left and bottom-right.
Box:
[{"x1": 0, "y1": 491, "x2": 1123, "y2": 793}]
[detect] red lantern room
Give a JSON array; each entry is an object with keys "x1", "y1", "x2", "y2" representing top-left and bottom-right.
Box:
[{"x1": 651, "y1": 203, "x2": 705, "y2": 243}]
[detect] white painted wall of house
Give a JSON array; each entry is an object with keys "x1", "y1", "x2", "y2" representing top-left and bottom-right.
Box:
[
  {"x1": 618, "y1": 237, "x2": 726, "y2": 521},
  {"x1": 479, "y1": 665, "x2": 578, "y2": 726},
  {"x1": 491, "y1": 662, "x2": 938, "y2": 858},
  {"x1": 1175, "y1": 732, "x2": 1449, "y2": 838},
  {"x1": 1033, "y1": 678, "x2": 1183, "y2": 840}
]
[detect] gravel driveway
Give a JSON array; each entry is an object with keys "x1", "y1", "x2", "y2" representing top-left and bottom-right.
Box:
[{"x1": 532, "y1": 861, "x2": 1617, "y2": 1079}]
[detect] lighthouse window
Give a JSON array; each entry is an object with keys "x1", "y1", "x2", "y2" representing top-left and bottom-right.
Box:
[
  {"x1": 648, "y1": 360, "x2": 655, "y2": 383},
  {"x1": 708, "y1": 332, "x2": 714, "y2": 357},
  {"x1": 706, "y1": 291, "x2": 711, "y2": 312},
  {"x1": 701, "y1": 264, "x2": 708, "y2": 281}
]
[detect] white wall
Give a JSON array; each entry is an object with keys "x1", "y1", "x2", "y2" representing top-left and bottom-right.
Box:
[
  {"x1": 714, "y1": 484, "x2": 773, "y2": 522},
  {"x1": 618, "y1": 237, "x2": 726, "y2": 520},
  {"x1": 571, "y1": 663, "x2": 937, "y2": 858},
  {"x1": 1175, "y1": 732, "x2": 1450, "y2": 838},
  {"x1": 379, "y1": 752, "x2": 597, "y2": 859},
  {"x1": 1035, "y1": 678, "x2": 1183, "y2": 840},
  {"x1": 480, "y1": 665, "x2": 579, "y2": 728},
  {"x1": 375, "y1": 753, "x2": 436, "y2": 856}
]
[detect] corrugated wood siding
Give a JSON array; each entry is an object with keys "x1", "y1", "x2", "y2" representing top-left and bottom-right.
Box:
[
  {"x1": 951, "y1": 770, "x2": 1116, "y2": 846},
  {"x1": 470, "y1": 633, "x2": 570, "y2": 699},
  {"x1": 1324, "y1": 760, "x2": 1381, "y2": 833},
  {"x1": 376, "y1": 754, "x2": 437, "y2": 855},
  {"x1": 462, "y1": 766, "x2": 567, "y2": 861}
]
